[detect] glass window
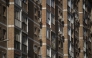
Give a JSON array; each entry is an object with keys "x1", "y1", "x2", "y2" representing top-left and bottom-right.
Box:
[
  {"x1": 14, "y1": 54, "x2": 20, "y2": 58},
  {"x1": 3, "y1": 29, "x2": 6, "y2": 40},
  {"x1": 22, "y1": 15, "x2": 28, "y2": 32},
  {"x1": 15, "y1": 29, "x2": 20, "y2": 42},
  {"x1": 51, "y1": 50, "x2": 55, "y2": 58},
  {"x1": 22, "y1": 33, "x2": 27, "y2": 45},
  {"x1": 47, "y1": 46, "x2": 51, "y2": 57},
  {"x1": 46, "y1": 28, "x2": 50, "y2": 39},
  {"x1": 22, "y1": 54, "x2": 27, "y2": 58},
  {"x1": 46, "y1": 0, "x2": 51, "y2": 6},
  {"x1": 14, "y1": 41, "x2": 20, "y2": 50},
  {"x1": 22, "y1": 44, "x2": 27, "y2": 53},
  {"x1": 22, "y1": 0, "x2": 27, "y2": 3},
  {"x1": 15, "y1": 0, "x2": 21, "y2": 6},
  {"x1": 46, "y1": 11, "x2": 51, "y2": 25},
  {"x1": 3, "y1": 6, "x2": 6, "y2": 17},
  {"x1": 33, "y1": 45, "x2": 38, "y2": 53},
  {"x1": 51, "y1": 15, "x2": 55, "y2": 24},
  {"x1": 15, "y1": 10, "x2": 20, "y2": 20},
  {"x1": 2, "y1": 53, "x2": 6, "y2": 58},
  {"x1": 51, "y1": 33, "x2": 55, "y2": 48},
  {"x1": 51, "y1": 0, "x2": 54, "y2": 8}
]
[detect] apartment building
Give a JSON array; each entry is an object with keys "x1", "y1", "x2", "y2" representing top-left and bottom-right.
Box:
[
  {"x1": 0, "y1": 0, "x2": 8, "y2": 58},
  {"x1": 63, "y1": 0, "x2": 84, "y2": 58},
  {"x1": 42, "y1": 0, "x2": 56, "y2": 58},
  {"x1": 0, "y1": 0, "x2": 92, "y2": 58},
  {"x1": 41, "y1": 0, "x2": 65, "y2": 58},
  {"x1": 28, "y1": 0, "x2": 42, "y2": 58},
  {"x1": 83, "y1": 0, "x2": 92, "y2": 58},
  {"x1": 7, "y1": 0, "x2": 42, "y2": 58}
]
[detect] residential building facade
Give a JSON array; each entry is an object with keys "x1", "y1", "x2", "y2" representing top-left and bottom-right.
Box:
[{"x1": 0, "y1": 0, "x2": 92, "y2": 58}]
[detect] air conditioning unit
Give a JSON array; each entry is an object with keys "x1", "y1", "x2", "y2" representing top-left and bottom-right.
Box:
[
  {"x1": 58, "y1": 31, "x2": 62, "y2": 35},
  {"x1": 62, "y1": 36, "x2": 65, "y2": 42},
  {"x1": 38, "y1": 18, "x2": 41, "y2": 23},
  {"x1": 79, "y1": 48, "x2": 80, "y2": 53},
  {"x1": 38, "y1": 35, "x2": 42, "y2": 39},
  {"x1": 83, "y1": 47, "x2": 86, "y2": 52},
  {"x1": 58, "y1": 16, "x2": 62, "y2": 21}
]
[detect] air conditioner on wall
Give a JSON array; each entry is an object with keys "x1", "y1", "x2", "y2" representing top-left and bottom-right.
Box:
[
  {"x1": 58, "y1": 16, "x2": 62, "y2": 21},
  {"x1": 58, "y1": 31, "x2": 62, "y2": 35},
  {"x1": 38, "y1": 18, "x2": 41, "y2": 23}
]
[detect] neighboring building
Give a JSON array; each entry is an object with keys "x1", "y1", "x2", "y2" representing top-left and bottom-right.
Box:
[
  {"x1": 0, "y1": 0, "x2": 8, "y2": 58},
  {"x1": 83, "y1": 0, "x2": 92, "y2": 58},
  {"x1": 41, "y1": 0, "x2": 65, "y2": 58},
  {"x1": 7, "y1": 0, "x2": 42, "y2": 58},
  {"x1": 42, "y1": 0, "x2": 56, "y2": 58},
  {"x1": 0, "y1": 0, "x2": 92, "y2": 58}
]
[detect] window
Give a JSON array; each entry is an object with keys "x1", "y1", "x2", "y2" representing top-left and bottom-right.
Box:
[
  {"x1": 51, "y1": 0, "x2": 54, "y2": 8},
  {"x1": 51, "y1": 33, "x2": 55, "y2": 48},
  {"x1": 15, "y1": 29, "x2": 20, "y2": 42},
  {"x1": 22, "y1": 0, "x2": 27, "y2": 3},
  {"x1": 22, "y1": 44, "x2": 27, "y2": 53},
  {"x1": 46, "y1": 28, "x2": 50, "y2": 39},
  {"x1": 15, "y1": 0, "x2": 21, "y2": 6},
  {"x1": 46, "y1": 11, "x2": 51, "y2": 25},
  {"x1": 2, "y1": 29, "x2": 6, "y2": 40},
  {"x1": 22, "y1": 15, "x2": 28, "y2": 32},
  {"x1": 22, "y1": 54, "x2": 27, "y2": 58},
  {"x1": 51, "y1": 15, "x2": 55, "y2": 24},
  {"x1": 0, "y1": 5, "x2": 2, "y2": 15},
  {"x1": 46, "y1": 0, "x2": 51, "y2": 6},
  {"x1": 14, "y1": 41, "x2": 20, "y2": 50},
  {"x1": 51, "y1": 51, "x2": 55, "y2": 58},
  {"x1": 3, "y1": 6, "x2": 6, "y2": 17},
  {"x1": 2, "y1": 53, "x2": 6, "y2": 58},
  {"x1": 0, "y1": 28, "x2": 3, "y2": 40},
  {"x1": 47, "y1": 46, "x2": 51, "y2": 57},
  {"x1": 22, "y1": 33, "x2": 27, "y2": 53},
  {"x1": 22, "y1": 33, "x2": 27, "y2": 45},
  {"x1": 33, "y1": 45, "x2": 38, "y2": 53},
  {"x1": 14, "y1": 54, "x2": 20, "y2": 58},
  {"x1": 14, "y1": 8, "x2": 21, "y2": 28},
  {"x1": 15, "y1": 10, "x2": 20, "y2": 20},
  {"x1": 34, "y1": 27, "x2": 37, "y2": 35}
]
